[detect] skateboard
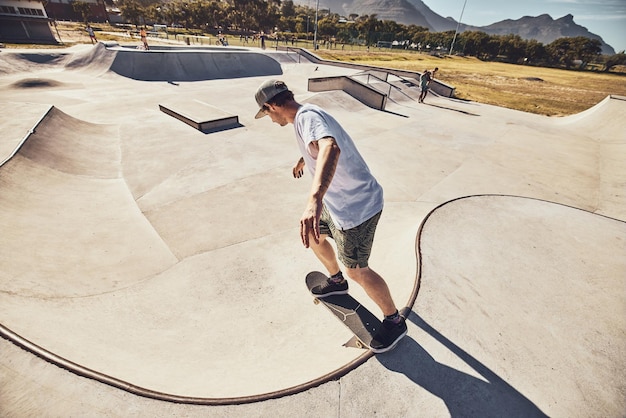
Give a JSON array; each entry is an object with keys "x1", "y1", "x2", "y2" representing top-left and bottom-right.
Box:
[{"x1": 305, "y1": 271, "x2": 381, "y2": 350}]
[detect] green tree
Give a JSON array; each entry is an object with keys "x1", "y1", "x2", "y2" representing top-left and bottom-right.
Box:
[
  {"x1": 524, "y1": 39, "x2": 548, "y2": 64},
  {"x1": 497, "y1": 34, "x2": 527, "y2": 63},
  {"x1": 355, "y1": 14, "x2": 379, "y2": 46},
  {"x1": 317, "y1": 15, "x2": 339, "y2": 38},
  {"x1": 281, "y1": 0, "x2": 295, "y2": 18},
  {"x1": 547, "y1": 36, "x2": 602, "y2": 68},
  {"x1": 247, "y1": 0, "x2": 280, "y2": 33},
  {"x1": 574, "y1": 37, "x2": 602, "y2": 64},
  {"x1": 459, "y1": 31, "x2": 490, "y2": 57},
  {"x1": 187, "y1": 0, "x2": 213, "y2": 30},
  {"x1": 145, "y1": 3, "x2": 163, "y2": 24},
  {"x1": 119, "y1": 0, "x2": 144, "y2": 26},
  {"x1": 71, "y1": 0, "x2": 92, "y2": 23},
  {"x1": 602, "y1": 52, "x2": 626, "y2": 72},
  {"x1": 336, "y1": 22, "x2": 358, "y2": 44}
]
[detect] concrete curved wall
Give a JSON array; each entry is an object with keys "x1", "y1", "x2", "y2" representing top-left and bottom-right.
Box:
[{"x1": 108, "y1": 48, "x2": 283, "y2": 82}]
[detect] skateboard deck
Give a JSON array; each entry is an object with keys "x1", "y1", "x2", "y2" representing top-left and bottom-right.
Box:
[{"x1": 305, "y1": 271, "x2": 381, "y2": 350}]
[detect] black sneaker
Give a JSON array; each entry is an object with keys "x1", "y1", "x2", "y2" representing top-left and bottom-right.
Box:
[
  {"x1": 370, "y1": 316, "x2": 407, "y2": 353},
  {"x1": 311, "y1": 278, "x2": 349, "y2": 297}
]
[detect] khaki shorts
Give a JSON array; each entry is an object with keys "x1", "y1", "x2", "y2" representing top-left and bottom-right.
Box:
[{"x1": 319, "y1": 205, "x2": 382, "y2": 269}]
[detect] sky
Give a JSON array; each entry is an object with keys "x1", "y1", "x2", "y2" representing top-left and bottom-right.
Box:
[{"x1": 427, "y1": 0, "x2": 626, "y2": 53}]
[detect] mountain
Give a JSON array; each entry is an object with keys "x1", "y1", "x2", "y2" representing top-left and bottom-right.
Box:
[
  {"x1": 403, "y1": 0, "x2": 457, "y2": 32},
  {"x1": 294, "y1": 0, "x2": 615, "y2": 54},
  {"x1": 333, "y1": 0, "x2": 432, "y2": 28},
  {"x1": 480, "y1": 14, "x2": 615, "y2": 55},
  {"x1": 299, "y1": 0, "x2": 456, "y2": 31}
]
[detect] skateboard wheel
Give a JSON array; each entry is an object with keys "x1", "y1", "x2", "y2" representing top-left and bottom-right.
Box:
[
  {"x1": 313, "y1": 298, "x2": 320, "y2": 305},
  {"x1": 355, "y1": 340, "x2": 364, "y2": 349}
]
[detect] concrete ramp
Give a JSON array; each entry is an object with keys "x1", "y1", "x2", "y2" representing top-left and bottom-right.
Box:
[
  {"x1": 554, "y1": 95, "x2": 626, "y2": 140},
  {"x1": 0, "y1": 104, "x2": 411, "y2": 400},
  {"x1": 308, "y1": 75, "x2": 388, "y2": 110},
  {"x1": 413, "y1": 195, "x2": 626, "y2": 418},
  {"x1": 551, "y1": 95, "x2": 626, "y2": 219},
  {"x1": 0, "y1": 51, "x2": 70, "y2": 75},
  {"x1": 63, "y1": 42, "x2": 118, "y2": 76},
  {"x1": 107, "y1": 47, "x2": 283, "y2": 81},
  {"x1": 0, "y1": 102, "x2": 54, "y2": 165},
  {"x1": 159, "y1": 99, "x2": 241, "y2": 133},
  {"x1": 0, "y1": 106, "x2": 178, "y2": 298}
]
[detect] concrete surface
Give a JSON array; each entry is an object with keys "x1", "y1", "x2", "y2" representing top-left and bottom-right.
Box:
[{"x1": 0, "y1": 43, "x2": 624, "y2": 417}]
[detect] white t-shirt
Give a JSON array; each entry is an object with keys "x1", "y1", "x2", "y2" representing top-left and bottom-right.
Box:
[{"x1": 294, "y1": 103, "x2": 383, "y2": 230}]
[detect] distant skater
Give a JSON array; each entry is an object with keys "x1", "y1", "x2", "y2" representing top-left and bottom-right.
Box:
[
  {"x1": 140, "y1": 27, "x2": 149, "y2": 50},
  {"x1": 260, "y1": 32, "x2": 266, "y2": 49},
  {"x1": 418, "y1": 69, "x2": 431, "y2": 103},
  {"x1": 419, "y1": 67, "x2": 438, "y2": 103},
  {"x1": 254, "y1": 80, "x2": 408, "y2": 353},
  {"x1": 86, "y1": 25, "x2": 97, "y2": 44},
  {"x1": 217, "y1": 31, "x2": 228, "y2": 46}
]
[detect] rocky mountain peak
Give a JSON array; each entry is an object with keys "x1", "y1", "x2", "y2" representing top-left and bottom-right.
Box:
[{"x1": 294, "y1": 0, "x2": 615, "y2": 54}]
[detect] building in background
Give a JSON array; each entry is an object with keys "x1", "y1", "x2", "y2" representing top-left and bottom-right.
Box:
[{"x1": 0, "y1": 0, "x2": 56, "y2": 43}]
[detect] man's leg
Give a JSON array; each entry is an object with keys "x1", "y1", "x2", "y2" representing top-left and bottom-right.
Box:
[
  {"x1": 346, "y1": 266, "x2": 397, "y2": 316},
  {"x1": 308, "y1": 234, "x2": 341, "y2": 276},
  {"x1": 348, "y1": 265, "x2": 407, "y2": 353},
  {"x1": 308, "y1": 234, "x2": 349, "y2": 296}
]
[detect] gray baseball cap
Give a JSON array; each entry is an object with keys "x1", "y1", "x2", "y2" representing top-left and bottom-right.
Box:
[{"x1": 254, "y1": 79, "x2": 288, "y2": 119}]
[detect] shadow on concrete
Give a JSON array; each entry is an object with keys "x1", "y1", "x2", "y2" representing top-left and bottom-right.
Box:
[
  {"x1": 424, "y1": 102, "x2": 480, "y2": 116},
  {"x1": 378, "y1": 312, "x2": 548, "y2": 418},
  {"x1": 382, "y1": 108, "x2": 410, "y2": 118}
]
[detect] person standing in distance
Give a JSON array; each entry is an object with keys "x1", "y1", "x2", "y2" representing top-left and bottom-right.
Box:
[
  {"x1": 86, "y1": 25, "x2": 97, "y2": 44},
  {"x1": 419, "y1": 67, "x2": 439, "y2": 103},
  {"x1": 254, "y1": 79, "x2": 407, "y2": 353},
  {"x1": 418, "y1": 69, "x2": 431, "y2": 103},
  {"x1": 140, "y1": 27, "x2": 150, "y2": 50}
]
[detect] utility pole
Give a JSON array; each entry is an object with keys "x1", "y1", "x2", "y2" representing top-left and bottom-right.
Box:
[
  {"x1": 313, "y1": 0, "x2": 319, "y2": 50},
  {"x1": 449, "y1": 0, "x2": 468, "y2": 55}
]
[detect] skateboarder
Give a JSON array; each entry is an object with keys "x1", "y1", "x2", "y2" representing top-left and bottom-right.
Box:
[
  {"x1": 418, "y1": 69, "x2": 431, "y2": 103},
  {"x1": 86, "y1": 25, "x2": 97, "y2": 44},
  {"x1": 254, "y1": 80, "x2": 407, "y2": 352},
  {"x1": 419, "y1": 67, "x2": 438, "y2": 103},
  {"x1": 140, "y1": 27, "x2": 150, "y2": 50}
]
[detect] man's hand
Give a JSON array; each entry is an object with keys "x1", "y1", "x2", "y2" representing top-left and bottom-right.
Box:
[
  {"x1": 299, "y1": 137, "x2": 340, "y2": 248},
  {"x1": 293, "y1": 157, "x2": 305, "y2": 178},
  {"x1": 300, "y1": 198, "x2": 322, "y2": 248}
]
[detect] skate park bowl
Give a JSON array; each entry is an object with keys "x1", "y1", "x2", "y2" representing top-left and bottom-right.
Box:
[
  {"x1": 0, "y1": 44, "x2": 625, "y2": 415},
  {"x1": 106, "y1": 44, "x2": 283, "y2": 81}
]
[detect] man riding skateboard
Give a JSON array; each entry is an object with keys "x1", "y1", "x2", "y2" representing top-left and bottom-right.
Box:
[{"x1": 254, "y1": 80, "x2": 407, "y2": 352}]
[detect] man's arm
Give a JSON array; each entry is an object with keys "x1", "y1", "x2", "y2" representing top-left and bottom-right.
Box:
[{"x1": 300, "y1": 136, "x2": 340, "y2": 248}]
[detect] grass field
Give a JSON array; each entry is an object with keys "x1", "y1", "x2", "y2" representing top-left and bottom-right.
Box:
[{"x1": 315, "y1": 50, "x2": 626, "y2": 116}]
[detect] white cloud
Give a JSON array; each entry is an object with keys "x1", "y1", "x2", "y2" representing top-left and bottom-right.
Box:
[{"x1": 575, "y1": 13, "x2": 626, "y2": 21}]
